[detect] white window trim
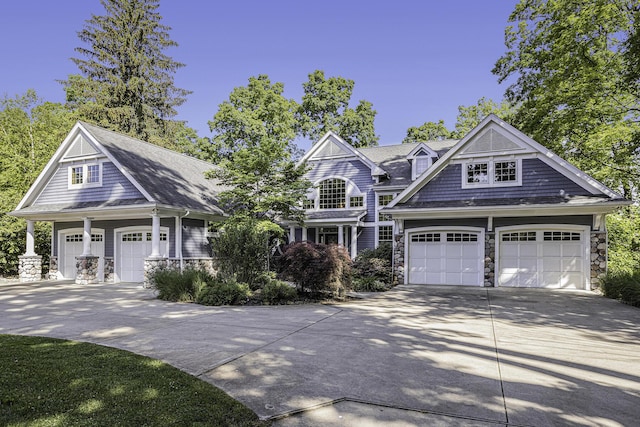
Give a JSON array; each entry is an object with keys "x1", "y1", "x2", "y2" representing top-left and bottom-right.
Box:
[
  {"x1": 68, "y1": 161, "x2": 103, "y2": 189},
  {"x1": 461, "y1": 158, "x2": 522, "y2": 189}
]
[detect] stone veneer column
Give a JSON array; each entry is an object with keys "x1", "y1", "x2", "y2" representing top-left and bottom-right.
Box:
[
  {"x1": 18, "y1": 255, "x2": 42, "y2": 282},
  {"x1": 75, "y1": 255, "x2": 99, "y2": 284},
  {"x1": 484, "y1": 232, "x2": 496, "y2": 287},
  {"x1": 392, "y1": 233, "x2": 405, "y2": 285},
  {"x1": 48, "y1": 256, "x2": 59, "y2": 280},
  {"x1": 103, "y1": 257, "x2": 114, "y2": 283},
  {"x1": 144, "y1": 257, "x2": 169, "y2": 288},
  {"x1": 590, "y1": 232, "x2": 607, "y2": 291}
]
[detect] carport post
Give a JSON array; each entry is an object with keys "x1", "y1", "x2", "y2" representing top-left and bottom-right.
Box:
[
  {"x1": 150, "y1": 210, "x2": 161, "y2": 258},
  {"x1": 24, "y1": 220, "x2": 36, "y2": 256},
  {"x1": 82, "y1": 217, "x2": 92, "y2": 256}
]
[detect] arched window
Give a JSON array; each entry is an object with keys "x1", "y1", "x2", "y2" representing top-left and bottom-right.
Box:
[{"x1": 319, "y1": 178, "x2": 346, "y2": 209}]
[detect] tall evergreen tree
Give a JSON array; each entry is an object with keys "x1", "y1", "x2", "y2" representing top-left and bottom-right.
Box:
[{"x1": 62, "y1": 0, "x2": 191, "y2": 147}]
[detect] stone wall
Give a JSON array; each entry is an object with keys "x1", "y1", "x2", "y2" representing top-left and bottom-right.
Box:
[
  {"x1": 484, "y1": 232, "x2": 496, "y2": 287},
  {"x1": 590, "y1": 232, "x2": 607, "y2": 290},
  {"x1": 48, "y1": 256, "x2": 59, "y2": 280},
  {"x1": 143, "y1": 257, "x2": 218, "y2": 288},
  {"x1": 392, "y1": 233, "x2": 405, "y2": 285},
  {"x1": 18, "y1": 255, "x2": 42, "y2": 282},
  {"x1": 104, "y1": 257, "x2": 114, "y2": 283},
  {"x1": 75, "y1": 256, "x2": 99, "y2": 285}
]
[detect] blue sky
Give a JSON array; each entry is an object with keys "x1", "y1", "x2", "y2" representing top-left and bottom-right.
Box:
[{"x1": 0, "y1": 0, "x2": 518, "y2": 148}]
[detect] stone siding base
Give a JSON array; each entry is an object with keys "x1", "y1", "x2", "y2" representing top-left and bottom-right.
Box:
[
  {"x1": 18, "y1": 255, "x2": 42, "y2": 282},
  {"x1": 143, "y1": 258, "x2": 218, "y2": 288},
  {"x1": 590, "y1": 232, "x2": 607, "y2": 290},
  {"x1": 76, "y1": 256, "x2": 100, "y2": 285}
]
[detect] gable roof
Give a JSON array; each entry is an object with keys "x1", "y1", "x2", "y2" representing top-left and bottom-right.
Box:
[
  {"x1": 300, "y1": 131, "x2": 386, "y2": 177},
  {"x1": 388, "y1": 115, "x2": 626, "y2": 208},
  {"x1": 13, "y1": 122, "x2": 226, "y2": 219}
]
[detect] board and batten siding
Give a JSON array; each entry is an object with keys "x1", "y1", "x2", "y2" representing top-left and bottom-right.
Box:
[
  {"x1": 306, "y1": 159, "x2": 377, "y2": 222},
  {"x1": 34, "y1": 162, "x2": 144, "y2": 206},
  {"x1": 54, "y1": 218, "x2": 176, "y2": 258},
  {"x1": 408, "y1": 159, "x2": 593, "y2": 203}
]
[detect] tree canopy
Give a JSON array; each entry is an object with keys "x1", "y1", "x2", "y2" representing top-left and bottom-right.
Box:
[
  {"x1": 206, "y1": 75, "x2": 310, "y2": 225},
  {"x1": 62, "y1": 0, "x2": 191, "y2": 148},
  {"x1": 493, "y1": 0, "x2": 640, "y2": 197},
  {"x1": 403, "y1": 120, "x2": 451, "y2": 143},
  {"x1": 297, "y1": 70, "x2": 379, "y2": 147}
]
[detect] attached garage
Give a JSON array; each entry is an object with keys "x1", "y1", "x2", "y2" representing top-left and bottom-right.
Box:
[
  {"x1": 407, "y1": 228, "x2": 484, "y2": 286},
  {"x1": 115, "y1": 227, "x2": 169, "y2": 282},
  {"x1": 59, "y1": 230, "x2": 105, "y2": 281},
  {"x1": 497, "y1": 226, "x2": 589, "y2": 289}
]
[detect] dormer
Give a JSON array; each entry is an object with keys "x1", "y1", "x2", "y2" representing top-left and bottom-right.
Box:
[{"x1": 407, "y1": 143, "x2": 439, "y2": 181}]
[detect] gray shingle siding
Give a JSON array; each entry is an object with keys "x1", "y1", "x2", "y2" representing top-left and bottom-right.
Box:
[
  {"x1": 357, "y1": 227, "x2": 376, "y2": 251},
  {"x1": 182, "y1": 218, "x2": 209, "y2": 257},
  {"x1": 405, "y1": 218, "x2": 489, "y2": 230},
  {"x1": 404, "y1": 215, "x2": 593, "y2": 232},
  {"x1": 408, "y1": 159, "x2": 592, "y2": 204},
  {"x1": 34, "y1": 162, "x2": 143, "y2": 206}
]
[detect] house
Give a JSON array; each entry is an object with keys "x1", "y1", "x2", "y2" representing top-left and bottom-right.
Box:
[
  {"x1": 290, "y1": 115, "x2": 630, "y2": 290},
  {"x1": 10, "y1": 121, "x2": 225, "y2": 285}
]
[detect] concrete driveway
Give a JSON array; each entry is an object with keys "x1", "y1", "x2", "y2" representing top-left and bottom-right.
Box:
[{"x1": 1, "y1": 281, "x2": 639, "y2": 426}]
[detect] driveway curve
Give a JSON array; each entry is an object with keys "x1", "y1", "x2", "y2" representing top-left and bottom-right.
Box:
[{"x1": 1, "y1": 281, "x2": 639, "y2": 426}]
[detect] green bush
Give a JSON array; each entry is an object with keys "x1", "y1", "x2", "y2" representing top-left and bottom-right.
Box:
[
  {"x1": 352, "y1": 276, "x2": 389, "y2": 292},
  {"x1": 352, "y1": 242, "x2": 392, "y2": 288},
  {"x1": 152, "y1": 269, "x2": 213, "y2": 302},
  {"x1": 602, "y1": 270, "x2": 640, "y2": 307},
  {"x1": 280, "y1": 242, "x2": 352, "y2": 297},
  {"x1": 196, "y1": 280, "x2": 252, "y2": 306},
  {"x1": 261, "y1": 280, "x2": 298, "y2": 304}
]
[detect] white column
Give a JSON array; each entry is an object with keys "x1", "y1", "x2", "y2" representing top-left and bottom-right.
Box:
[
  {"x1": 302, "y1": 227, "x2": 308, "y2": 242},
  {"x1": 351, "y1": 225, "x2": 358, "y2": 259},
  {"x1": 289, "y1": 226, "x2": 296, "y2": 243},
  {"x1": 24, "y1": 220, "x2": 36, "y2": 256},
  {"x1": 150, "y1": 211, "x2": 161, "y2": 258},
  {"x1": 175, "y1": 216, "x2": 183, "y2": 269},
  {"x1": 338, "y1": 225, "x2": 344, "y2": 246},
  {"x1": 82, "y1": 217, "x2": 92, "y2": 256}
]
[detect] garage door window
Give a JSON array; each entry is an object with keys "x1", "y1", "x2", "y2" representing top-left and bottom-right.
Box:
[
  {"x1": 122, "y1": 233, "x2": 143, "y2": 242},
  {"x1": 502, "y1": 231, "x2": 536, "y2": 242},
  {"x1": 66, "y1": 234, "x2": 103, "y2": 242},
  {"x1": 543, "y1": 231, "x2": 580, "y2": 241},
  {"x1": 447, "y1": 233, "x2": 478, "y2": 242},
  {"x1": 411, "y1": 233, "x2": 440, "y2": 242}
]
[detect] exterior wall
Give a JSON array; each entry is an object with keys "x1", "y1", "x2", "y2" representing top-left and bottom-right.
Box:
[
  {"x1": 34, "y1": 162, "x2": 143, "y2": 206},
  {"x1": 494, "y1": 215, "x2": 593, "y2": 228},
  {"x1": 590, "y1": 232, "x2": 607, "y2": 290},
  {"x1": 393, "y1": 233, "x2": 405, "y2": 285},
  {"x1": 484, "y1": 232, "x2": 496, "y2": 287},
  {"x1": 409, "y1": 159, "x2": 593, "y2": 203},
  {"x1": 358, "y1": 227, "x2": 376, "y2": 251},
  {"x1": 182, "y1": 218, "x2": 210, "y2": 257},
  {"x1": 405, "y1": 218, "x2": 488, "y2": 230},
  {"x1": 18, "y1": 255, "x2": 42, "y2": 282}
]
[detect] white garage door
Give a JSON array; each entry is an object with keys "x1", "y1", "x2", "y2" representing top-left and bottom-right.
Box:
[
  {"x1": 61, "y1": 232, "x2": 105, "y2": 280},
  {"x1": 117, "y1": 230, "x2": 168, "y2": 282},
  {"x1": 498, "y1": 230, "x2": 586, "y2": 289},
  {"x1": 408, "y1": 231, "x2": 483, "y2": 286}
]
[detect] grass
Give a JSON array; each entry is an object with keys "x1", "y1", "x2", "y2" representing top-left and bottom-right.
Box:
[{"x1": 0, "y1": 335, "x2": 268, "y2": 427}]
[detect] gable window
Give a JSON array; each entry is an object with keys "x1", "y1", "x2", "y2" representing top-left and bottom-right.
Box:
[
  {"x1": 68, "y1": 163, "x2": 102, "y2": 188},
  {"x1": 463, "y1": 159, "x2": 521, "y2": 188},
  {"x1": 414, "y1": 156, "x2": 430, "y2": 177}
]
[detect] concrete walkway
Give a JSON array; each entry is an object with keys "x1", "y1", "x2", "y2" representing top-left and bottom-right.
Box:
[{"x1": 1, "y1": 281, "x2": 639, "y2": 426}]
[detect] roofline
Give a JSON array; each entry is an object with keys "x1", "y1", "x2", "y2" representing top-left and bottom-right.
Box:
[
  {"x1": 388, "y1": 114, "x2": 623, "y2": 208},
  {"x1": 299, "y1": 131, "x2": 386, "y2": 177},
  {"x1": 384, "y1": 199, "x2": 632, "y2": 219}
]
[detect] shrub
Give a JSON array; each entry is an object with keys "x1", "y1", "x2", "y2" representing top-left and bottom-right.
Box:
[
  {"x1": 602, "y1": 270, "x2": 640, "y2": 307},
  {"x1": 261, "y1": 280, "x2": 298, "y2": 304},
  {"x1": 280, "y1": 242, "x2": 352, "y2": 297},
  {"x1": 196, "y1": 280, "x2": 252, "y2": 306},
  {"x1": 352, "y1": 276, "x2": 389, "y2": 292},
  {"x1": 152, "y1": 269, "x2": 213, "y2": 302},
  {"x1": 352, "y1": 242, "x2": 392, "y2": 288}
]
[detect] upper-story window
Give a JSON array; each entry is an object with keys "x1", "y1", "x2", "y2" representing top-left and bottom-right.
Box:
[
  {"x1": 462, "y1": 159, "x2": 521, "y2": 188},
  {"x1": 378, "y1": 194, "x2": 394, "y2": 221},
  {"x1": 319, "y1": 178, "x2": 346, "y2": 209},
  {"x1": 68, "y1": 163, "x2": 102, "y2": 189}
]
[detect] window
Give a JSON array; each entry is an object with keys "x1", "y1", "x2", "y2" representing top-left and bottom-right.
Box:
[
  {"x1": 146, "y1": 232, "x2": 168, "y2": 241},
  {"x1": 495, "y1": 161, "x2": 517, "y2": 182},
  {"x1": 378, "y1": 194, "x2": 394, "y2": 221},
  {"x1": 66, "y1": 233, "x2": 102, "y2": 242},
  {"x1": 303, "y1": 199, "x2": 315, "y2": 210},
  {"x1": 543, "y1": 231, "x2": 580, "y2": 241},
  {"x1": 463, "y1": 159, "x2": 521, "y2": 188},
  {"x1": 319, "y1": 179, "x2": 346, "y2": 209},
  {"x1": 446, "y1": 233, "x2": 478, "y2": 242},
  {"x1": 502, "y1": 232, "x2": 536, "y2": 242},
  {"x1": 411, "y1": 233, "x2": 440, "y2": 242},
  {"x1": 122, "y1": 232, "x2": 143, "y2": 242},
  {"x1": 414, "y1": 156, "x2": 430, "y2": 177},
  {"x1": 378, "y1": 225, "x2": 393, "y2": 243},
  {"x1": 467, "y1": 163, "x2": 489, "y2": 184},
  {"x1": 349, "y1": 196, "x2": 364, "y2": 207},
  {"x1": 68, "y1": 163, "x2": 102, "y2": 188}
]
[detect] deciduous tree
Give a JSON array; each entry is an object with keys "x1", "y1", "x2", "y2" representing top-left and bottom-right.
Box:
[{"x1": 403, "y1": 120, "x2": 452, "y2": 143}]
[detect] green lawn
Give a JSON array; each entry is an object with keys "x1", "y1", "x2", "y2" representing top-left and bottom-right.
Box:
[{"x1": 0, "y1": 335, "x2": 269, "y2": 426}]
